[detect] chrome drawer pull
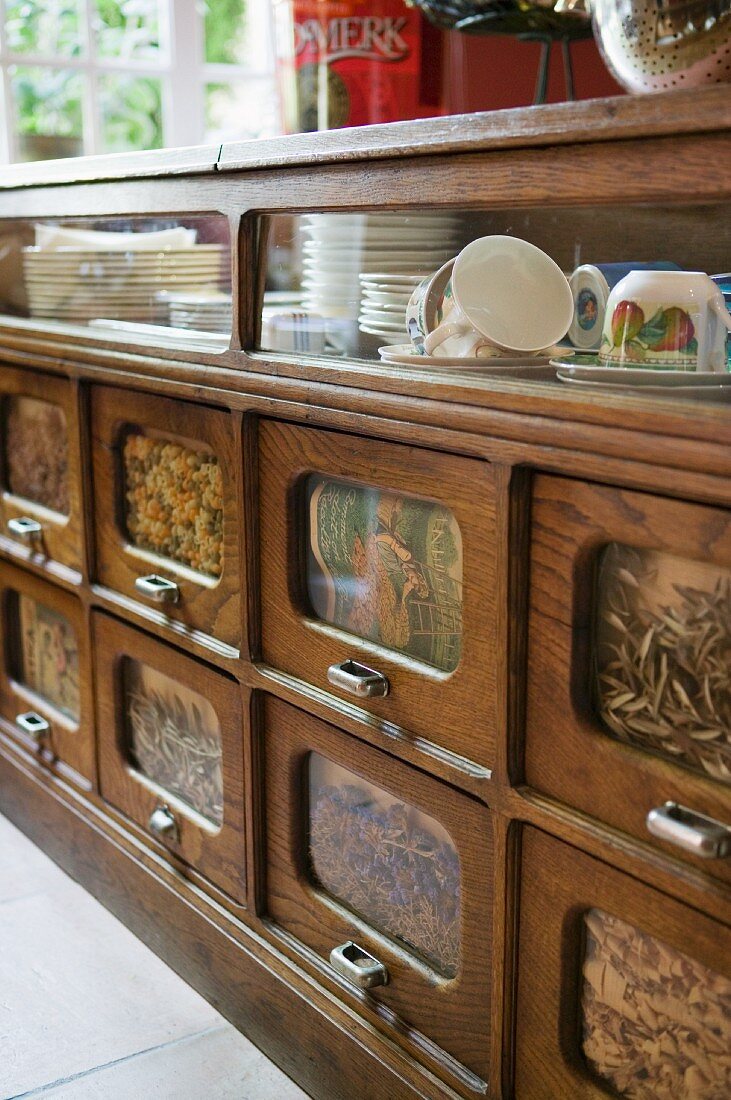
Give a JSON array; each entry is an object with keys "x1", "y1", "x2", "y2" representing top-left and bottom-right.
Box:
[
  {"x1": 8, "y1": 516, "x2": 42, "y2": 542},
  {"x1": 148, "y1": 804, "x2": 179, "y2": 842},
  {"x1": 330, "y1": 942, "x2": 389, "y2": 990},
  {"x1": 16, "y1": 711, "x2": 50, "y2": 740},
  {"x1": 135, "y1": 574, "x2": 180, "y2": 605},
  {"x1": 327, "y1": 660, "x2": 389, "y2": 699},
  {"x1": 646, "y1": 801, "x2": 731, "y2": 860}
]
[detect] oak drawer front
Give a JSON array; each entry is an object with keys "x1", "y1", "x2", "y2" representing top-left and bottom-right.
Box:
[
  {"x1": 262, "y1": 694, "x2": 493, "y2": 1083},
  {"x1": 91, "y1": 386, "x2": 240, "y2": 646},
  {"x1": 0, "y1": 560, "x2": 93, "y2": 783},
  {"x1": 526, "y1": 475, "x2": 731, "y2": 885},
  {"x1": 0, "y1": 367, "x2": 83, "y2": 572},
  {"x1": 94, "y1": 612, "x2": 246, "y2": 904},
  {"x1": 515, "y1": 828, "x2": 731, "y2": 1099},
  {"x1": 258, "y1": 419, "x2": 498, "y2": 767}
]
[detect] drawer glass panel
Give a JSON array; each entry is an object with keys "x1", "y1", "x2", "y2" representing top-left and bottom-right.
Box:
[
  {"x1": 309, "y1": 754, "x2": 461, "y2": 976},
  {"x1": 123, "y1": 432, "x2": 224, "y2": 578},
  {"x1": 124, "y1": 659, "x2": 223, "y2": 826},
  {"x1": 16, "y1": 593, "x2": 79, "y2": 720},
  {"x1": 581, "y1": 908, "x2": 731, "y2": 1098},
  {"x1": 595, "y1": 544, "x2": 731, "y2": 787},
  {"x1": 4, "y1": 395, "x2": 69, "y2": 514},
  {"x1": 306, "y1": 475, "x2": 463, "y2": 673}
]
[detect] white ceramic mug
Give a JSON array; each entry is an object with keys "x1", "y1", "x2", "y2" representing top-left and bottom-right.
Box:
[
  {"x1": 600, "y1": 270, "x2": 731, "y2": 372},
  {"x1": 423, "y1": 235, "x2": 574, "y2": 358}
]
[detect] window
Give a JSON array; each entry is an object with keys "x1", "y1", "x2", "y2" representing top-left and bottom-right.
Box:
[{"x1": 0, "y1": 0, "x2": 280, "y2": 163}]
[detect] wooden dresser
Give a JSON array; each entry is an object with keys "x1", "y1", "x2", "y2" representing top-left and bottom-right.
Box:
[{"x1": 0, "y1": 88, "x2": 729, "y2": 1099}]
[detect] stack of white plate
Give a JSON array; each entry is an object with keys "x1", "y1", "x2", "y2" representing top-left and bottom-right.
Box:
[
  {"x1": 358, "y1": 273, "x2": 424, "y2": 342},
  {"x1": 164, "y1": 290, "x2": 232, "y2": 333},
  {"x1": 299, "y1": 213, "x2": 461, "y2": 334},
  {"x1": 23, "y1": 245, "x2": 226, "y2": 324}
]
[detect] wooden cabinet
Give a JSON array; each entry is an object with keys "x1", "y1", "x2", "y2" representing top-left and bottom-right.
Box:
[
  {"x1": 94, "y1": 612, "x2": 246, "y2": 904},
  {"x1": 262, "y1": 694, "x2": 493, "y2": 1084},
  {"x1": 0, "y1": 559, "x2": 93, "y2": 783},
  {"x1": 515, "y1": 827, "x2": 731, "y2": 1098},
  {"x1": 0, "y1": 366, "x2": 83, "y2": 573},
  {"x1": 258, "y1": 419, "x2": 498, "y2": 766},
  {"x1": 526, "y1": 475, "x2": 731, "y2": 885},
  {"x1": 91, "y1": 385, "x2": 241, "y2": 647}
]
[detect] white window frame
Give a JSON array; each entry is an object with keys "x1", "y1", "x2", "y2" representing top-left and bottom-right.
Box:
[{"x1": 0, "y1": 0, "x2": 279, "y2": 164}]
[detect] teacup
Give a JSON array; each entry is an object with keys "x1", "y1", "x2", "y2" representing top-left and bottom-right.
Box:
[
  {"x1": 600, "y1": 270, "x2": 731, "y2": 372},
  {"x1": 423, "y1": 235, "x2": 574, "y2": 358},
  {"x1": 406, "y1": 258, "x2": 455, "y2": 350},
  {"x1": 568, "y1": 261, "x2": 680, "y2": 350}
]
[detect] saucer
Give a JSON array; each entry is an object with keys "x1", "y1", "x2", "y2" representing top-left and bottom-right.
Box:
[
  {"x1": 379, "y1": 343, "x2": 567, "y2": 369},
  {"x1": 550, "y1": 356, "x2": 731, "y2": 387}
]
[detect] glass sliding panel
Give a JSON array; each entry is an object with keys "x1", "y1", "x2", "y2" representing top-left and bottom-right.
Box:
[
  {"x1": 123, "y1": 433, "x2": 224, "y2": 578},
  {"x1": 98, "y1": 74, "x2": 163, "y2": 153},
  {"x1": 595, "y1": 544, "x2": 731, "y2": 787},
  {"x1": 16, "y1": 594, "x2": 80, "y2": 720},
  {"x1": 306, "y1": 476, "x2": 463, "y2": 672},
  {"x1": 10, "y1": 67, "x2": 84, "y2": 162},
  {"x1": 124, "y1": 660, "x2": 223, "y2": 825},
  {"x1": 308, "y1": 755, "x2": 461, "y2": 976},
  {"x1": 4, "y1": 396, "x2": 70, "y2": 514},
  {"x1": 581, "y1": 909, "x2": 731, "y2": 1098},
  {"x1": 4, "y1": 0, "x2": 84, "y2": 57},
  {"x1": 92, "y1": 0, "x2": 164, "y2": 59}
]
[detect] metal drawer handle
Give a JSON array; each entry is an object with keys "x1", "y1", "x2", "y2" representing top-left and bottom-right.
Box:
[
  {"x1": 8, "y1": 516, "x2": 42, "y2": 542},
  {"x1": 148, "y1": 804, "x2": 179, "y2": 842},
  {"x1": 135, "y1": 574, "x2": 180, "y2": 605},
  {"x1": 646, "y1": 801, "x2": 731, "y2": 860},
  {"x1": 327, "y1": 660, "x2": 389, "y2": 699},
  {"x1": 330, "y1": 942, "x2": 389, "y2": 990},
  {"x1": 16, "y1": 711, "x2": 50, "y2": 740}
]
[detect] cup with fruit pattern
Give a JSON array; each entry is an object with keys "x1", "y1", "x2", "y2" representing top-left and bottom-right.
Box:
[{"x1": 600, "y1": 270, "x2": 731, "y2": 373}]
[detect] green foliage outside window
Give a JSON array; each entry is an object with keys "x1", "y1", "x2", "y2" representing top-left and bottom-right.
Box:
[{"x1": 205, "y1": 0, "x2": 247, "y2": 65}]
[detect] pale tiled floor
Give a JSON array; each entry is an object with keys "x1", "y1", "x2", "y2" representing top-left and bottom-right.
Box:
[{"x1": 0, "y1": 814, "x2": 308, "y2": 1100}]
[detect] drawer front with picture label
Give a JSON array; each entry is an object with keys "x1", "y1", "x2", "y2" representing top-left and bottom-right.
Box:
[
  {"x1": 94, "y1": 613, "x2": 245, "y2": 904},
  {"x1": 258, "y1": 419, "x2": 498, "y2": 767},
  {"x1": 526, "y1": 476, "x2": 731, "y2": 884},
  {"x1": 262, "y1": 694, "x2": 493, "y2": 1084},
  {"x1": 515, "y1": 828, "x2": 731, "y2": 1098},
  {"x1": 0, "y1": 367, "x2": 83, "y2": 572},
  {"x1": 91, "y1": 386, "x2": 240, "y2": 646},
  {"x1": 0, "y1": 560, "x2": 93, "y2": 783}
]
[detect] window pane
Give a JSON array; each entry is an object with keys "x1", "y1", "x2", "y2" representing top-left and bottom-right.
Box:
[
  {"x1": 92, "y1": 0, "x2": 163, "y2": 59},
  {"x1": 10, "y1": 67, "x2": 84, "y2": 161},
  {"x1": 16, "y1": 595, "x2": 80, "y2": 721},
  {"x1": 4, "y1": 0, "x2": 84, "y2": 57},
  {"x1": 205, "y1": 79, "x2": 279, "y2": 143},
  {"x1": 204, "y1": 0, "x2": 247, "y2": 64},
  {"x1": 98, "y1": 74, "x2": 162, "y2": 152}
]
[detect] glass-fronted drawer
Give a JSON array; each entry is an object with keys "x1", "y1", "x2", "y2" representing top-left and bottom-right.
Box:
[
  {"x1": 515, "y1": 828, "x2": 731, "y2": 1098},
  {"x1": 0, "y1": 366, "x2": 83, "y2": 572},
  {"x1": 0, "y1": 560, "x2": 93, "y2": 783},
  {"x1": 526, "y1": 476, "x2": 731, "y2": 885},
  {"x1": 258, "y1": 420, "x2": 498, "y2": 767},
  {"x1": 91, "y1": 385, "x2": 240, "y2": 647},
  {"x1": 262, "y1": 695, "x2": 493, "y2": 1084},
  {"x1": 94, "y1": 612, "x2": 245, "y2": 904}
]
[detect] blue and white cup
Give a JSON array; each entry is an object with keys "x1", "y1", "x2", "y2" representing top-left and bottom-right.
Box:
[{"x1": 568, "y1": 261, "x2": 680, "y2": 350}]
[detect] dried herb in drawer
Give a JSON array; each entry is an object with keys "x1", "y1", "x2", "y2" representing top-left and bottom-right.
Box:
[
  {"x1": 125, "y1": 661, "x2": 223, "y2": 826},
  {"x1": 5, "y1": 396, "x2": 69, "y2": 514},
  {"x1": 595, "y1": 544, "x2": 731, "y2": 786},
  {"x1": 123, "y1": 434, "x2": 224, "y2": 577},
  {"x1": 581, "y1": 908, "x2": 731, "y2": 1099},
  {"x1": 309, "y1": 756, "x2": 461, "y2": 977}
]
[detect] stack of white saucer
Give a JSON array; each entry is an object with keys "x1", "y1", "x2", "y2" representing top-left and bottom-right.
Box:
[
  {"x1": 164, "y1": 291, "x2": 232, "y2": 333},
  {"x1": 299, "y1": 213, "x2": 461, "y2": 342},
  {"x1": 358, "y1": 273, "x2": 424, "y2": 342}
]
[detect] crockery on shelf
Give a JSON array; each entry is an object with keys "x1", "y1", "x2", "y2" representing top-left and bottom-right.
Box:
[
  {"x1": 406, "y1": 258, "x2": 455, "y2": 350},
  {"x1": 568, "y1": 261, "x2": 680, "y2": 350},
  {"x1": 379, "y1": 342, "x2": 568, "y2": 369}
]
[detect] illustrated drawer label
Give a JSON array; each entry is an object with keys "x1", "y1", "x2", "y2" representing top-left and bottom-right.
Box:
[
  {"x1": 4, "y1": 395, "x2": 69, "y2": 514},
  {"x1": 306, "y1": 475, "x2": 463, "y2": 672},
  {"x1": 581, "y1": 908, "x2": 731, "y2": 1098},
  {"x1": 595, "y1": 544, "x2": 730, "y2": 787},
  {"x1": 124, "y1": 660, "x2": 223, "y2": 826},
  {"x1": 309, "y1": 754, "x2": 461, "y2": 976},
  {"x1": 123, "y1": 433, "x2": 224, "y2": 578},
  {"x1": 17, "y1": 594, "x2": 79, "y2": 720}
]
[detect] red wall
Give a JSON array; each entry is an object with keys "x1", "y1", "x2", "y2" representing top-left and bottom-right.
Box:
[{"x1": 444, "y1": 32, "x2": 624, "y2": 114}]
